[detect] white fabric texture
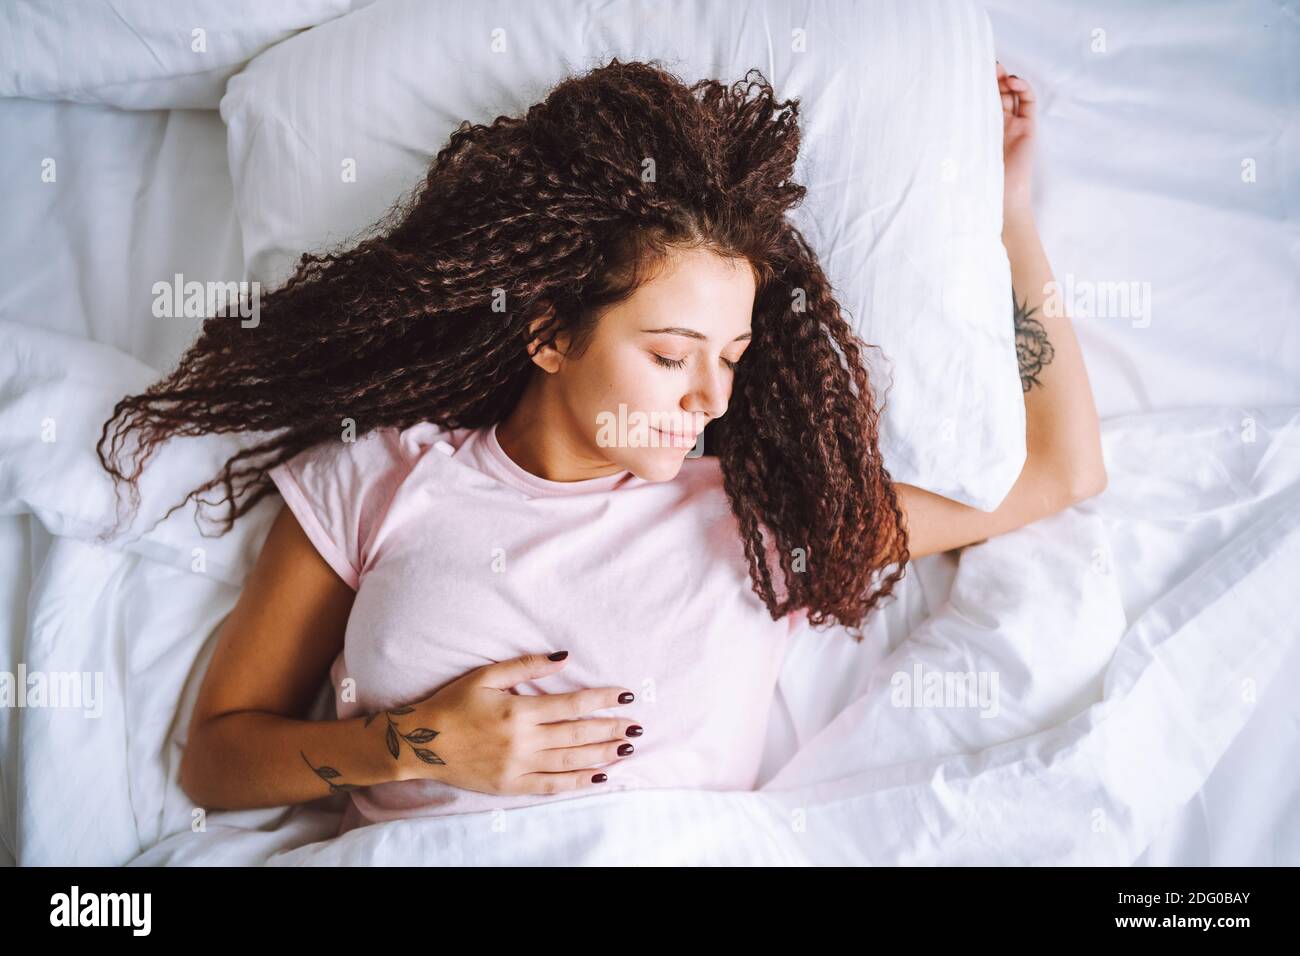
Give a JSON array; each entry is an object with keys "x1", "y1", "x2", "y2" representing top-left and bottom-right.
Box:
[
  {"x1": 1, "y1": 321, "x2": 1297, "y2": 865},
  {"x1": 0, "y1": 0, "x2": 365, "y2": 110},
  {"x1": 0, "y1": 99, "x2": 242, "y2": 371},
  {"x1": 219, "y1": 0, "x2": 1025, "y2": 510},
  {"x1": 981, "y1": 0, "x2": 1300, "y2": 418}
]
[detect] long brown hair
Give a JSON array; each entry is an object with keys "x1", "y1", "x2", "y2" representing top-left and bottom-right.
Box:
[{"x1": 97, "y1": 58, "x2": 909, "y2": 640}]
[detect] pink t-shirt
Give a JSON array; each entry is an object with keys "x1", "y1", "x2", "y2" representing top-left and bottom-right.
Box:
[{"x1": 269, "y1": 421, "x2": 805, "y2": 834}]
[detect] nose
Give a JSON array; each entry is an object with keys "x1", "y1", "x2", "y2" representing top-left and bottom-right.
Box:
[{"x1": 684, "y1": 361, "x2": 730, "y2": 423}]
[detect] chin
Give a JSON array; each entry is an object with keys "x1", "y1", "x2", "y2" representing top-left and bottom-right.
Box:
[{"x1": 623, "y1": 448, "x2": 689, "y2": 483}]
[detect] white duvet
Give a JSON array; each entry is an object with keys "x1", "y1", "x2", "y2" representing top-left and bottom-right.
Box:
[{"x1": 2, "y1": 320, "x2": 1296, "y2": 866}]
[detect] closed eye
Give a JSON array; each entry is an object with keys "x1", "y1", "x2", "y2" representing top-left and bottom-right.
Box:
[{"x1": 652, "y1": 354, "x2": 739, "y2": 371}]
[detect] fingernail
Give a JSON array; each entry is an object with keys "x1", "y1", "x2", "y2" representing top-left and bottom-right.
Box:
[
  {"x1": 618, "y1": 691, "x2": 635, "y2": 703},
  {"x1": 618, "y1": 743, "x2": 634, "y2": 756},
  {"x1": 592, "y1": 773, "x2": 608, "y2": 783},
  {"x1": 626, "y1": 725, "x2": 643, "y2": 737},
  {"x1": 548, "y1": 650, "x2": 568, "y2": 661}
]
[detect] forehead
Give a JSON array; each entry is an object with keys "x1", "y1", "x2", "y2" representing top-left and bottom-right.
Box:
[{"x1": 602, "y1": 246, "x2": 756, "y2": 333}]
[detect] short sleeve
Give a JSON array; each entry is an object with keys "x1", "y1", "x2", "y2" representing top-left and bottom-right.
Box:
[{"x1": 268, "y1": 427, "x2": 416, "y2": 589}]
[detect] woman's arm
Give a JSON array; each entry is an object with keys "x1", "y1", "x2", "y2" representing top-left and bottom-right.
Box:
[
  {"x1": 179, "y1": 504, "x2": 416, "y2": 810},
  {"x1": 893, "y1": 64, "x2": 1106, "y2": 561},
  {"x1": 180, "y1": 503, "x2": 641, "y2": 810}
]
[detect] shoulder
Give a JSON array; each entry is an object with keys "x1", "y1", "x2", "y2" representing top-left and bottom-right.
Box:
[
  {"x1": 388, "y1": 421, "x2": 474, "y2": 462},
  {"x1": 680, "y1": 458, "x2": 809, "y2": 627},
  {"x1": 279, "y1": 421, "x2": 467, "y2": 475},
  {"x1": 268, "y1": 422, "x2": 470, "y2": 589},
  {"x1": 269, "y1": 421, "x2": 476, "y2": 525},
  {"x1": 664, "y1": 455, "x2": 731, "y2": 515},
  {"x1": 675, "y1": 454, "x2": 724, "y2": 487}
]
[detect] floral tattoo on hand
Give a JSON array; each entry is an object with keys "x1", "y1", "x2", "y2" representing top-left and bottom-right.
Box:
[
  {"x1": 300, "y1": 706, "x2": 445, "y2": 796},
  {"x1": 365, "y1": 705, "x2": 445, "y2": 766}
]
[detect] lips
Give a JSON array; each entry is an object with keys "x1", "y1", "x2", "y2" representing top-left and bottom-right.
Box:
[{"x1": 653, "y1": 427, "x2": 698, "y2": 445}]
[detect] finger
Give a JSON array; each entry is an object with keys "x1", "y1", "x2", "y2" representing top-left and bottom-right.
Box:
[
  {"x1": 510, "y1": 768, "x2": 616, "y2": 795},
  {"x1": 996, "y1": 59, "x2": 1007, "y2": 79},
  {"x1": 525, "y1": 685, "x2": 637, "y2": 722},
  {"x1": 534, "y1": 716, "x2": 643, "y2": 749},
  {"x1": 478, "y1": 651, "x2": 571, "y2": 691},
  {"x1": 1007, "y1": 75, "x2": 1036, "y2": 120},
  {"x1": 529, "y1": 738, "x2": 636, "y2": 774},
  {"x1": 1001, "y1": 90, "x2": 1016, "y2": 114}
]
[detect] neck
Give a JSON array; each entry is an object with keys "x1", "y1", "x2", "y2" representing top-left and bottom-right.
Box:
[{"x1": 494, "y1": 378, "x2": 625, "y2": 483}]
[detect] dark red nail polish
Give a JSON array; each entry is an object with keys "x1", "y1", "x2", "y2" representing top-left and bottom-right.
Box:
[
  {"x1": 626, "y1": 725, "x2": 643, "y2": 737},
  {"x1": 548, "y1": 650, "x2": 568, "y2": 661},
  {"x1": 617, "y1": 743, "x2": 634, "y2": 756},
  {"x1": 592, "y1": 773, "x2": 607, "y2": 783},
  {"x1": 618, "y1": 691, "x2": 634, "y2": 703}
]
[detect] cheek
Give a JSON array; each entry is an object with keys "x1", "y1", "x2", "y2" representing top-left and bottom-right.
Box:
[
  {"x1": 591, "y1": 347, "x2": 666, "y2": 407},
  {"x1": 557, "y1": 349, "x2": 640, "y2": 435}
]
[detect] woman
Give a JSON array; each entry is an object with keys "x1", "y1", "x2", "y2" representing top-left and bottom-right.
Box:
[{"x1": 98, "y1": 59, "x2": 1104, "y2": 833}]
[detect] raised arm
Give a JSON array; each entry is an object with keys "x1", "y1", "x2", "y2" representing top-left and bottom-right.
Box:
[{"x1": 893, "y1": 63, "x2": 1106, "y2": 561}]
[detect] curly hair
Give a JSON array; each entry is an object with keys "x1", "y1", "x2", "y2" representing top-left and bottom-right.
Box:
[{"x1": 97, "y1": 57, "x2": 909, "y2": 641}]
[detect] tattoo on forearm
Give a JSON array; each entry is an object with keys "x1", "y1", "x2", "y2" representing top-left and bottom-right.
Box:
[
  {"x1": 1013, "y1": 293, "x2": 1055, "y2": 392},
  {"x1": 365, "y1": 706, "x2": 446, "y2": 766},
  {"x1": 300, "y1": 749, "x2": 360, "y2": 794}
]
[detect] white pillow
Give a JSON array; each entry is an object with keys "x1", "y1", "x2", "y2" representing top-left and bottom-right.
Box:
[
  {"x1": 0, "y1": 321, "x2": 277, "y2": 587},
  {"x1": 0, "y1": 0, "x2": 364, "y2": 109},
  {"x1": 221, "y1": 0, "x2": 1023, "y2": 509}
]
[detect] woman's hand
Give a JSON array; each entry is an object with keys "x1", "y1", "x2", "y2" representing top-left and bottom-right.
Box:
[
  {"x1": 996, "y1": 60, "x2": 1038, "y2": 221},
  {"x1": 377, "y1": 652, "x2": 644, "y2": 795}
]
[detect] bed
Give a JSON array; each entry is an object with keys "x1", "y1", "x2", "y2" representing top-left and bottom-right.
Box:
[{"x1": 1, "y1": 0, "x2": 1297, "y2": 866}]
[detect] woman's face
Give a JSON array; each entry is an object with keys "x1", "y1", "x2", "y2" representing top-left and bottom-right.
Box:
[{"x1": 503, "y1": 244, "x2": 756, "y2": 483}]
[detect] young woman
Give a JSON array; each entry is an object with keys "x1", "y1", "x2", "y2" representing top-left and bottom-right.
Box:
[{"x1": 98, "y1": 59, "x2": 1104, "y2": 834}]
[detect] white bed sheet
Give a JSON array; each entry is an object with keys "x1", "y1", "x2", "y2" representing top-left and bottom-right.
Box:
[
  {"x1": 982, "y1": 0, "x2": 1300, "y2": 417},
  {"x1": 980, "y1": 0, "x2": 1300, "y2": 867},
  {"x1": 2, "y1": 0, "x2": 1298, "y2": 866},
  {"x1": 0, "y1": 98, "x2": 246, "y2": 867},
  {"x1": 3, "y1": 321, "x2": 1294, "y2": 865},
  {"x1": 0, "y1": 99, "x2": 241, "y2": 371}
]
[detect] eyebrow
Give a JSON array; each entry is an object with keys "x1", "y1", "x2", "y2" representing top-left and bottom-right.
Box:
[{"x1": 641, "y1": 326, "x2": 751, "y2": 343}]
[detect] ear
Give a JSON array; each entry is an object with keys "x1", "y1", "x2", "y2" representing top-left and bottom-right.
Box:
[{"x1": 525, "y1": 303, "x2": 569, "y2": 373}]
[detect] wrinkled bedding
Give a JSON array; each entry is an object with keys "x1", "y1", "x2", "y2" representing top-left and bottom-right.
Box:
[{"x1": 2, "y1": 322, "x2": 1296, "y2": 865}]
